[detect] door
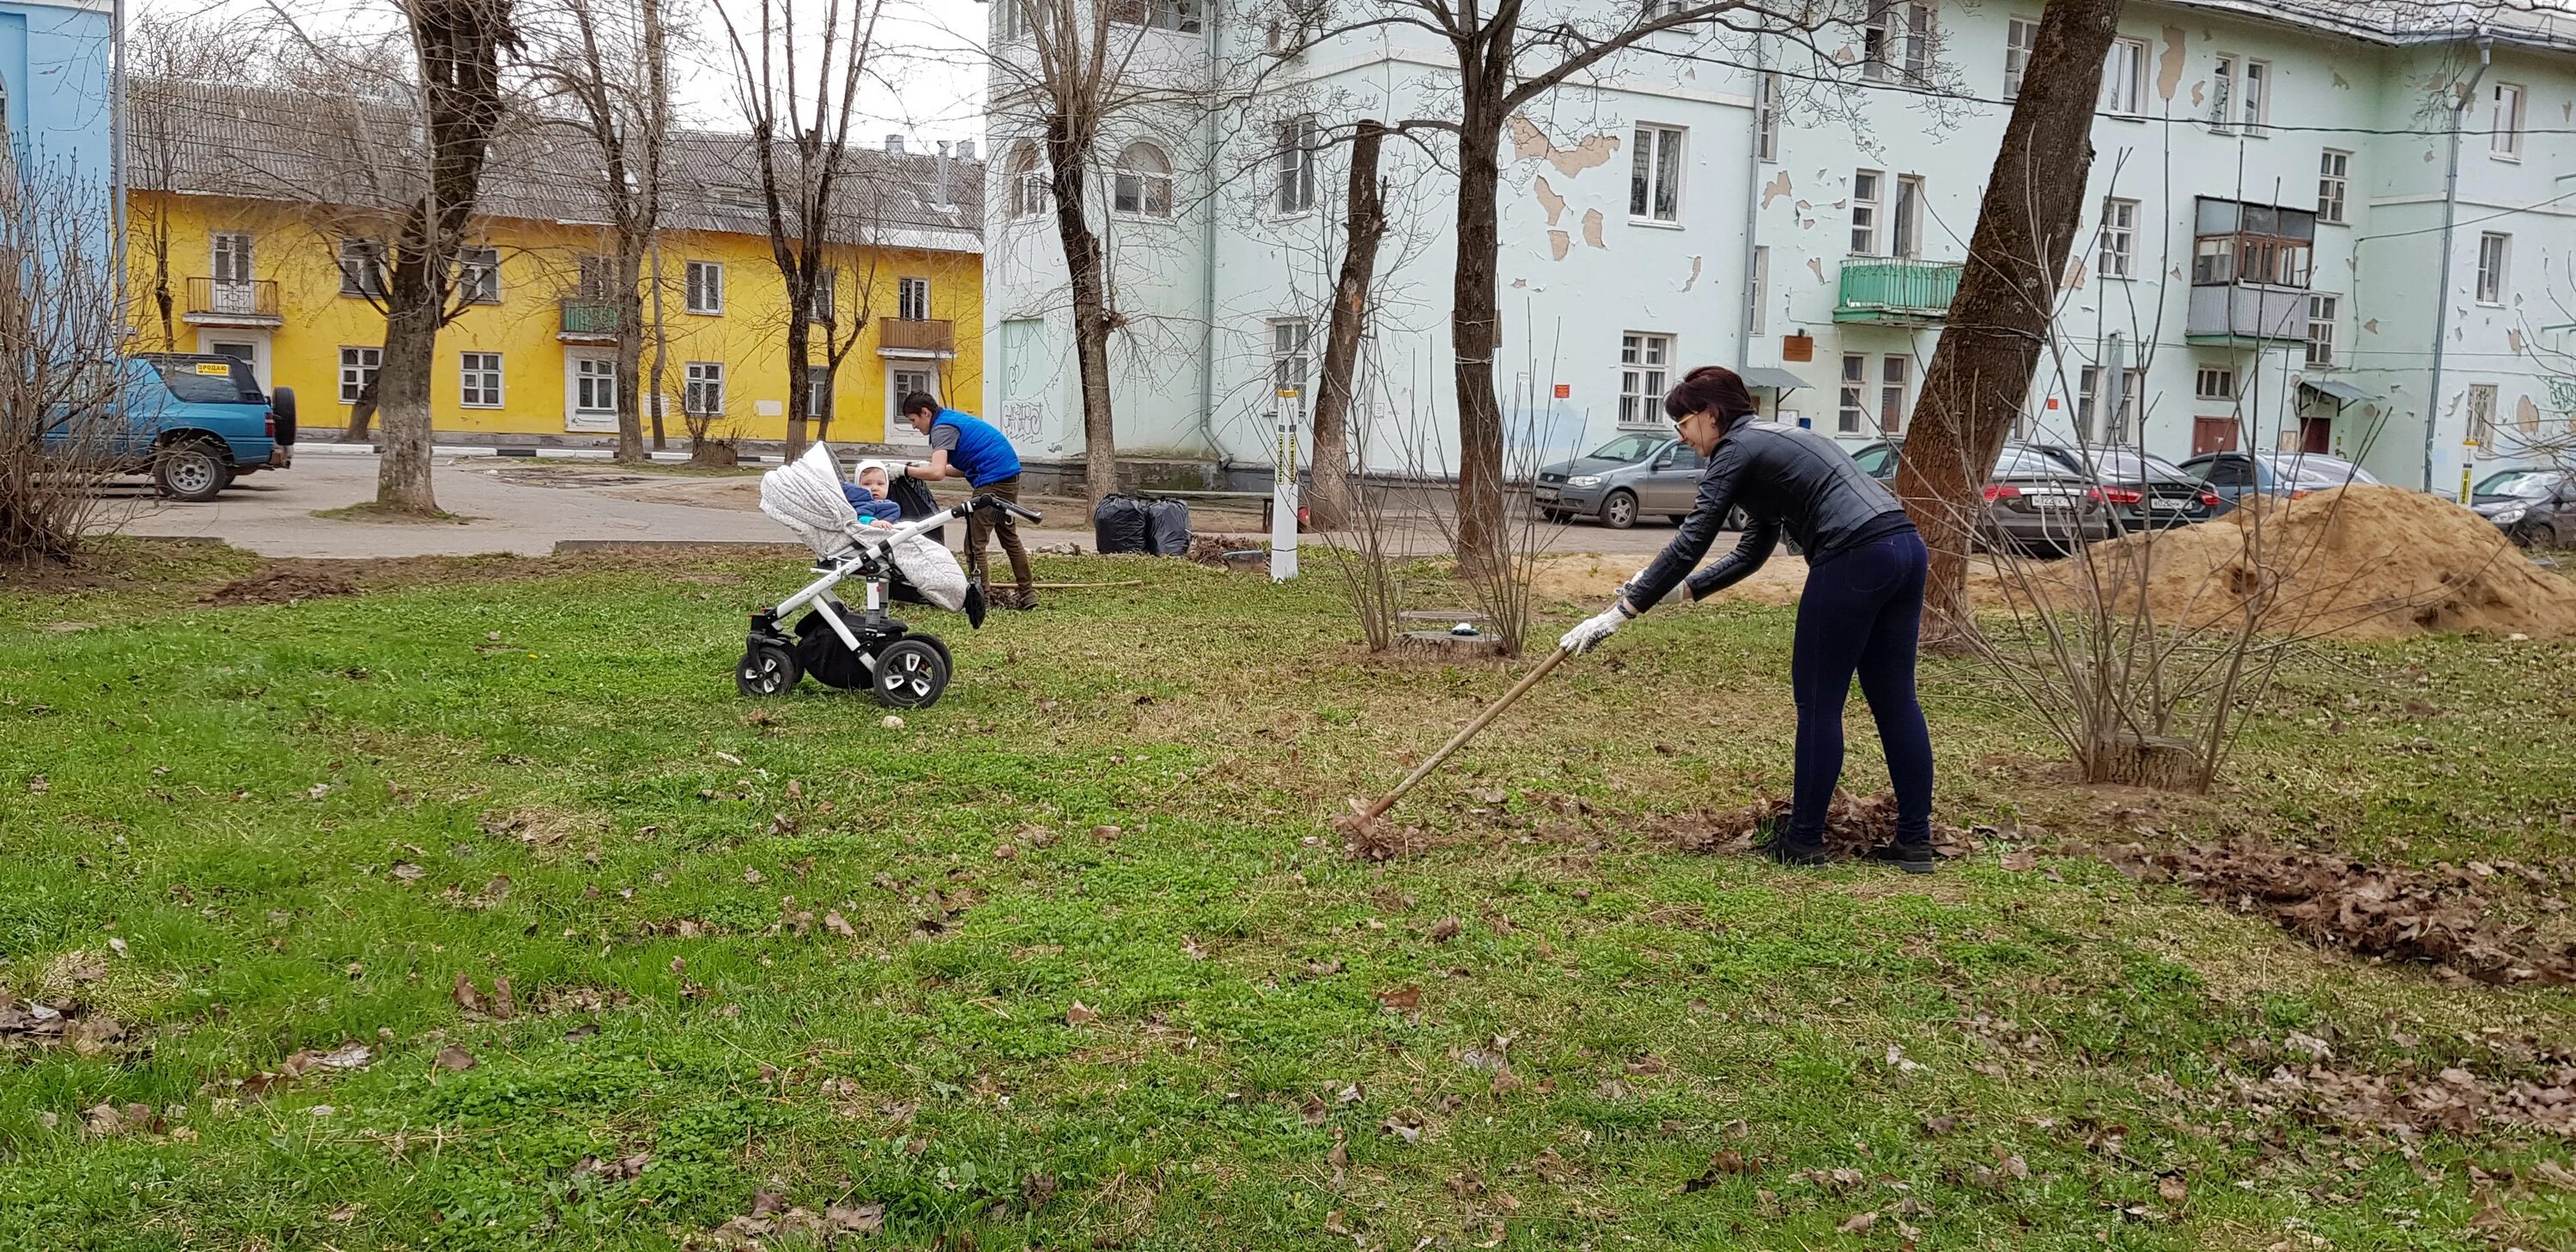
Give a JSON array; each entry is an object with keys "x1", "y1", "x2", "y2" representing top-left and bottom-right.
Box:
[
  {"x1": 210, "y1": 233, "x2": 258, "y2": 313},
  {"x1": 1641, "y1": 441, "x2": 1704, "y2": 513},
  {"x1": 2190, "y1": 416, "x2": 2239, "y2": 456},
  {"x1": 196, "y1": 330, "x2": 270, "y2": 391},
  {"x1": 565, "y1": 350, "x2": 618, "y2": 433},
  {"x1": 2299, "y1": 415, "x2": 2331, "y2": 454},
  {"x1": 884, "y1": 367, "x2": 936, "y2": 449}
]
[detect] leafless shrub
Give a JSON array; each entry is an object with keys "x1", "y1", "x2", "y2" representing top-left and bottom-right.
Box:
[{"x1": 0, "y1": 166, "x2": 137, "y2": 568}]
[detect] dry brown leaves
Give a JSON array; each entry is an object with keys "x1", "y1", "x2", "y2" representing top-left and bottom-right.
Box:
[
  {"x1": 2212, "y1": 1058, "x2": 2576, "y2": 1140},
  {"x1": 1, "y1": 990, "x2": 120, "y2": 1056},
  {"x1": 2096, "y1": 840, "x2": 2576, "y2": 986},
  {"x1": 1656, "y1": 793, "x2": 1978, "y2": 860},
  {"x1": 203, "y1": 568, "x2": 358, "y2": 607}
]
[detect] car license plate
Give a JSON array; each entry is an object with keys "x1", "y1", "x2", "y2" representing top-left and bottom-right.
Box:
[
  {"x1": 2148, "y1": 498, "x2": 2187, "y2": 510},
  {"x1": 1534, "y1": 487, "x2": 1559, "y2": 503}
]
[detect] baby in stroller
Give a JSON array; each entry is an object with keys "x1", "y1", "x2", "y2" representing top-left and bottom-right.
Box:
[{"x1": 843, "y1": 459, "x2": 902, "y2": 526}]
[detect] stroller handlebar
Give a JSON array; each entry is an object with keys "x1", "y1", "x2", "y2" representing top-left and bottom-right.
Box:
[{"x1": 965, "y1": 494, "x2": 1044, "y2": 524}]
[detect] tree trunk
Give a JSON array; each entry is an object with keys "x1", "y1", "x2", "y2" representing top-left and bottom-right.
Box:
[
  {"x1": 647, "y1": 241, "x2": 669, "y2": 449},
  {"x1": 343, "y1": 375, "x2": 381, "y2": 442},
  {"x1": 1449, "y1": 105, "x2": 1508, "y2": 574},
  {"x1": 785, "y1": 307, "x2": 811, "y2": 458},
  {"x1": 1893, "y1": 0, "x2": 2123, "y2": 650},
  {"x1": 374, "y1": 305, "x2": 440, "y2": 513},
  {"x1": 614, "y1": 248, "x2": 645, "y2": 464},
  {"x1": 1311, "y1": 119, "x2": 1387, "y2": 532},
  {"x1": 1046, "y1": 115, "x2": 1116, "y2": 502},
  {"x1": 151, "y1": 217, "x2": 175, "y2": 349}
]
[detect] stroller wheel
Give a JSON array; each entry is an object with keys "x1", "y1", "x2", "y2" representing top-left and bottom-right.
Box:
[
  {"x1": 870, "y1": 637, "x2": 949, "y2": 709},
  {"x1": 736, "y1": 642, "x2": 803, "y2": 696}
]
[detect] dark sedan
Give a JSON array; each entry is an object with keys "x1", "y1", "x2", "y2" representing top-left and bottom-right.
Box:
[
  {"x1": 1852, "y1": 439, "x2": 2113, "y2": 556},
  {"x1": 2470, "y1": 468, "x2": 2573, "y2": 548},
  {"x1": 2025, "y1": 444, "x2": 2221, "y2": 532}
]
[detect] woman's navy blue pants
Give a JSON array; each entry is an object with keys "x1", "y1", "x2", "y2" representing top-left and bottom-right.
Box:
[{"x1": 1788, "y1": 527, "x2": 1934, "y2": 848}]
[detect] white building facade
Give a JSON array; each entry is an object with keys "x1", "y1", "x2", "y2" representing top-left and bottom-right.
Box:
[{"x1": 984, "y1": 0, "x2": 2576, "y2": 494}]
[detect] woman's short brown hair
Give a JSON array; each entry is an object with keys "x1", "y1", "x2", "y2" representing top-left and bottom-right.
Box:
[{"x1": 1662, "y1": 365, "x2": 1757, "y2": 422}]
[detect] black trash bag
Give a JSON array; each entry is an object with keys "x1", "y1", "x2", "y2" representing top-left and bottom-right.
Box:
[
  {"x1": 793, "y1": 603, "x2": 872, "y2": 690},
  {"x1": 887, "y1": 473, "x2": 945, "y2": 545},
  {"x1": 1144, "y1": 497, "x2": 1193, "y2": 556},
  {"x1": 1094, "y1": 493, "x2": 1152, "y2": 555}
]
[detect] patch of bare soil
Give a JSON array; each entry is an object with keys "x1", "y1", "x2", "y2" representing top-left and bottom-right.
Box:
[
  {"x1": 2061, "y1": 485, "x2": 2576, "y2": 641},
  {"x1": 1654, "y1": 792, "x2": 1982, "y2": 860},
  {"x1": 2094, "y1": 840, "x2": 2576, "y2": 987},
  {"x1": 1187, "y1": 535, "x2": 1260, "y2": 565},
  {"x1": 204, "y1": 568, "x2": 359, "y2": 606}
]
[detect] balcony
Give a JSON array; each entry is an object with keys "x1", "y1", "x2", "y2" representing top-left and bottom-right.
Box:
[
  {"x1": 2185, "y1": 283, "x2": 2308, "y2": 344},
  {"x1": 877, "y1": 318, "x2": 956, "y2": 357},
  {"x1": 184, "y1": 277, "x2": 282, "y2": 326},
  {"x1": 1832, "y1": 259, "x2": 1962, "y2": 326},
  {"x1": 558, "y1": 297, "x2": 626, "y2": 342}
]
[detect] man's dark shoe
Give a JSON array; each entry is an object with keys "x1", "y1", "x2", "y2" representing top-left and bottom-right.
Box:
[
  {"x1": 1756, "y1": 836, "x2": 1828, "y2": 867},
  {"x1": 1867, "y1": 842, "x2": 1937, "y2": 875},
  {"x1": 1003, "y1": 587, "x2": 1037, "y2": 611}
]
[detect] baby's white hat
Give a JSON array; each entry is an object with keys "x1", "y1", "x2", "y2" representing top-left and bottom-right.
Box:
[{"x1": 853, "y1": 458, "x2": 890, "y2": 483}]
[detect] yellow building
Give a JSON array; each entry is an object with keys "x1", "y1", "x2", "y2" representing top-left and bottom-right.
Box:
[{"x1": 127, "y1": 79, "x2": 984, "y2": 448}]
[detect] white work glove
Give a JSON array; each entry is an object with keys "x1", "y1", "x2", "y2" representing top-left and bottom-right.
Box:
[
  {"x1": 1558, "y1": 601, "x2": 1633, "y2": 654},
  {"x1": 1619, "y1": 566, "x2": 1686, "y2": 607}
]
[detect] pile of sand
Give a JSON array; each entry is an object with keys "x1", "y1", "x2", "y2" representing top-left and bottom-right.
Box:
[{"x1": 2055, "y1": 485, "x2": 2576, "y2": 641}]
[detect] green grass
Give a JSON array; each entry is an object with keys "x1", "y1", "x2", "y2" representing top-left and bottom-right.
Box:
[{"x1": 2, "y1": 548, "x2": 2571, "y2": 1250}]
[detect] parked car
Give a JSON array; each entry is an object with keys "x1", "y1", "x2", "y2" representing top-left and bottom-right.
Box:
[
  {"x1": 2470, "y1": 467, "x2": 2573, "y2": 548},
  {"x1": 1534, "y1": 432, "x2": 1707, "y2": 529},
  {"x1": 2024, "y1": 444, "x2": 2221, "y2": 532},
  {"x1": 2178, "y1": 450, "x2": 2377, "y2": 514},
  {"x1": 1851, "y1": 439, "x2": 2112, "y2": 556},
  {"x1": 48, "y1": 354, "x2": 297, "y2": 501}
]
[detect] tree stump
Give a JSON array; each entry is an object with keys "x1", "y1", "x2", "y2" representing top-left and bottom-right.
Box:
[{"x1": 2083, "y1": 732, "x2": 2206, "y2": 791}]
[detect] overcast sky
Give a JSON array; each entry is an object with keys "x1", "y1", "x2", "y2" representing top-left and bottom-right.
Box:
[{"x1": 136, "y1": 0, "x2": 992, "y2": 150}]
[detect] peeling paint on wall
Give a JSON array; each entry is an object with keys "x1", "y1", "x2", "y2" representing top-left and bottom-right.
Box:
[
  {"x1": 2063, "y1": 257, "x2": 2087, "y2": 290},
  {"x1": 1762, "y1": 169, "x2": 1792, "y2": 209},
  {"x1": 2518, "y1": 394, "x2": 2543, "y2": 434},
  {"x1": 1681, "y1": 256, "x2": 1703, "y2": 291},
  {"x1": 1508, "y1": 114, "x2": 1621, "y2": 178},
  {"x1": 2510, "y1": 328, "x2": 2526, "y2": 354},
  {"x1": 1534, "y1": 176, "x2": 1566, "y2": 228},
  {"x1": 2363, "y1": 318, "x2": 2379, "y2": 334},
  {"x1": 2332, "y1": 70, "x2": 2350, "y2": 90},
  {"x1": 2189, "y1": 82, "x2": 2205, "y2": 107},
  {"x1": 1794, "y1": 199, "x2": 1813, "y2": 210},
  {"x1": 2423, "y1": 148, "x2": 2438, "y2": 163},
  {"x1": 2158, "y1": 28, "x2": 2185, "y2": 101},
  {"x1": 1582, "y1": 210, "x2": 1606, "y2": 248},
  {"x1": 1807, "y1": 257, "x2": 1826, "y2": 283},
  {"x1": 1548, "y1": 230, "x2": 1571, "y2": 261}
]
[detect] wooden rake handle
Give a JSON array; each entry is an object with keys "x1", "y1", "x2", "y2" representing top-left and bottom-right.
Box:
[{"x1": 1352, "y1": 647, "x2": 1570, "y2": 824}]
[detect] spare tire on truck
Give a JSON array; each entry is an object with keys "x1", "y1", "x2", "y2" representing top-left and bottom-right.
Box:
[
  {"x1": 270, "y1": 386, "x2": 299, "y2": 447},
  {"x1": 1144, "y1": 497, "x2": 1193, "y2": 556},
  {"x1": 1094, "y1": 494, "x2": 1152, "y2": 554}
]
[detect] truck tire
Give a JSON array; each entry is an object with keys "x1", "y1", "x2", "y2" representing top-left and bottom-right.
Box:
[
  {"x1": 154, "y1": 439, "x2": 233, "y2": 502},
  {"x1": 270, "y1": 386, "x2": 298, "y2": 447}
]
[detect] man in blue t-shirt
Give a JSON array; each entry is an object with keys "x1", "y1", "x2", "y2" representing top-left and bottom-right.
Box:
[{"x1": 900, "y1": 392, "x2": 1034, "y2": 609}]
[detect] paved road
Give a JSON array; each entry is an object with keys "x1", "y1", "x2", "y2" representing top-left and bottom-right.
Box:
[{"x1": 112, "y1": 449, "x2": 1698, "y2": 560}]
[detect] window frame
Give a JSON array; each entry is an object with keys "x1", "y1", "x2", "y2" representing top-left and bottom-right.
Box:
[
  {"x1": 2194, "y1": 365, "x2": 2237, "y2": 402},
  {"x1": 685, "y1": 260, "x2": 725, "y2": 315},
  {"x1": 337, "y1": 345, "x2": 382, "y2": 404},
  {"x1": 1629, "y1": 124, "x2": 1686, "y2": 225},
  {"x1": 1618, "y1": 331, "x2": 1674, "y2": 428},
  {"x1": 2306, "y1": 294, "x2": 2338, "y2": 368},
  {"x1": 2490, "y1": 82, "x2": 2525, "y2": 159},
  {"x1": 2317, "y1": 149, "x2": 2349, "y2": 225},
  {"x1": 337, "y1": 238, "x2": 387, "y2": 299},
  {"x1": 1891, "y1": 173, "x2": 1924, "y2": 259},
  {"x1": 807, "y1": 366, "x2": 835, "y2": 421},
  {"x1": 1850, "y1": 168, "x2": 1882, "y2": 256},
  {"x1": 1111, "y1": 141, "x2": 1176, "y2": 218},
  {"x1": 2476, "y1": 232, "x2": 2509, "y2": 305},
  {"x1": 683, "y1": 360, "x2": 726, "y2": 417},
  {"x1": 574, "y1": 356, "x2": 618, "y2": 415},
  {"x1": 2099, "y1": 198, "x2": 2137, "y2": 279},
  {"x1": 1877, "y1": 355, "x2": 1911, "y2": 434},
  {"x1": 2468, "y1": 383, "x2": 2499, "y2": 446},
  {"x1": 1749, "y1": 245, "x2": 1769, "y2": 337},
  {"x1": 1267, "y1": 318, "x2": 1313, "y2": 400},
  {"x1": 1862, "y1": 1, "x2": 1931, "y2": 85},
  {"x1": 896, "y1": 277, "x2": 932, "y2": 322},
  {"x1": 458, "y1": 246, "x2": 501, "y2": 305},
  {"x1": 2101, "y1": 36, "x2": 2148, "y2": 116},
  {"x1": 1753, "y1": 72, "x2": 1782, "y2": 162},
  {"x1": 1273, "y1": 114, "x2": 1319, "y2": 216},
  {"x1": 1838, "y1": 353, "x2": 1868, "y2": 435},
  {"x1": 459, "y1": 350, "x2": 505, "y2": 408},
  {"x1": 2003, "y1": 16, "x2": 2038, "y2": 99},
  {"x1": 210, "y1": 231, "x2": 255, "y2": 283},
  {"x1": 2075, "y1": 364, "x2": 2147, "y2": 443},
  {"x1": 1007, "y1": 142, "x2": 1050, "y2": 220},
  {"x1": 807, "y1": 269, "x2": 838, "y2": 325}
]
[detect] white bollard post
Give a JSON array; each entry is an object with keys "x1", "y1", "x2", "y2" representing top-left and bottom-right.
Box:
[{"x1": 1271, "y1": 390, "x2": 1301, "y2": 581}]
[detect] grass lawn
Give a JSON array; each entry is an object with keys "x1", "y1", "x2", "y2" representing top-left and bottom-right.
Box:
[{"x1": 3, "y1": 543, "x2": 2572, "y2": 1250}]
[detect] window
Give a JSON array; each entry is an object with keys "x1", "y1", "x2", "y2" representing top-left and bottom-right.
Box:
[
  {"x1": 575, "y1": 357, "x2": 617, "y2": 414},
  {"x1": 2190, "y1": 198, "x2": 2317, "y2": 289},
  {"x1": 2211, "y1": 55, "x2": 2269, "y2": 134},
  {"x1": 2195, "y1": 365, "x2": 2236, "y2": 401},
  {"x1": 1268, "y1": 319, "x2": 1312, "y2": 398},
  {"x1": 2318, "y1": 150, "x2": 2349, "y2": 225},
  {"x1": 2490, "y1": 83, "x2": 2524, "y2": 158},
  {"x1": 211, "y1": 232, "x2": 254, "y2": 283},
  {"x1": 2306, "y1": 294, "x2": 2338, "y2": 368},
  {"x1": 2099, "y1": 198, "x2": 2136, "y2": 279},
  {"x1": 2100, "y1": 37, "x2": 2146, "y2": 115},
  {"x1": 1749, "y1": 246, "x2": 1769, "y2": 337},
  {"x1": 1109, "y1": 0, "x2": 1200, "y2": 33},
  {"x1": 1619, "y1": 332, "x2": 1673, "y2": 426},
  {"x1": 808, "y1": 269, "x2": 837, "y2": 323},
  {"x1": 459, "y1": 246, "x2": 501, "y2": 304},
  {"x1": 683, "y1": 362, "x2": 726, "y2": 416},
  {"x1": 1838, "y1": 355, "x2": 1868, "y2": 434},
  {"x1": 897, "y1": 277, "x2": 931, "y2": 321},
  {"x1": 685, "y1": 261, "x2": 724, "y2": 314},
  {"x1": 890, "y1": 369, "x2": 933, "y2": 425},
  {"x1": 1629, "y1": 125, "x2": 1684, "y2": 223},
  {"x1": 575, "y1": 255, "x2": 617, "y2": 300},
  {"x1": 1863, "y1": 2, "x2": 1931, "y2": 85},
  {"x1": 459, "y1": 351, "x2": 503, "y2": 407},
  {"x1": 2469, "y1": 383, "x2": 2498, "y2": 446},
  {"x1": 2476, "y1": 232, "x2": 2508, "y2": 304},
  {"x1": 1641, "y1": 0, "x2": 1685, "y2": 18},
  {"x1": 1754, "y1": 72, "x2": 1782, "y2": 162},
  {"x1": 2002, "y1": 17, "x2": 2038, "y2": 98},
  {"x1": 807, "y1": 367, "x2": 835, "y2": 421},
  {"x1": 1850, "y1": 169, "x2": 1881, "y2": 255},
  {"x1": 2075, "y1": 365, "x2": 2145, "y2": 442},
  {"x1": 1112, "y1": 142, "x2": 1174, "y2": 217},
  {"x1": 337, "y1": 238, "x2": 386, "y2": 297},
  {"x1": 337, "y1": 346, "x2": 381, "y2": 404},
  {"x1": 1007, "y1": 143, "x2": 1049, "y2": 219},
  {"x1": 1891, "y1": 173, "x2": 1923, "y2": 258},
  {"x1": 1273, "y1": 114, "x2": 1318, "y2": 215},
  {"x1": 1878, "y1": 356, "x2": 1910, "y2": 433}
]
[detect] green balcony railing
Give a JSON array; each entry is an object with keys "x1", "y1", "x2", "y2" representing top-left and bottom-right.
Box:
[
  {"x1": 1832, "y1": 258, "x2": 1964, "y2": 325},
  {"x1": 559, "y1": 298, "x2": 626, "y2": 337}
]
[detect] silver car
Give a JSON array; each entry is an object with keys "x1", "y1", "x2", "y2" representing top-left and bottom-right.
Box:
[{"x1": 1533, "y1": 433, "x2": 1708, "y2": 529}]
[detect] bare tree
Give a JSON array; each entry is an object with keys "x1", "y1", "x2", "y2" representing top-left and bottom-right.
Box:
[
  {"x1": 0, "y1": 167, "x2": 140, "y2": 566},
  {"x1": 715, "y1": 0, "x2": 884, "y2": 458},
  {"x1": 526, "y1": 0, "x2": 673, "y2": 463},
  {"x1": 1891, "y1": 0, "x2": 2122, "y2": 649},
  {"x1": 125, "y1": 15, "x2": 234, "y2": 353},
  {"x1": 1308, "y1": 117, "x2": 1387, "y2": 531}
]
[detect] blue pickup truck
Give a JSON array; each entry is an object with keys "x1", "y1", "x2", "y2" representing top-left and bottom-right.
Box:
[{"x1": 85, "y1": 354, "x2": 299, "y2": 501}]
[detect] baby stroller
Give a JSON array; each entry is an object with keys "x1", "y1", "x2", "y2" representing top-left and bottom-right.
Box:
[{"x1": 738, "y1": 445, "x2": 1042, "y2": 706}]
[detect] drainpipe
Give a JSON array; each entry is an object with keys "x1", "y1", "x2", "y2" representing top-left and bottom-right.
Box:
[
  {"x1": 1194, "y1": 7, "x2": 1223, "y2": 473},
  {"x1": 111, "y1": 0, "x2": 127, "y2": 319},
  {"x1": 2423, "y1": 36, "x2": 2489, "y2": 491},
  {"x1": 1737, "y1": 42, "x2": 1765, "y2": 391}
]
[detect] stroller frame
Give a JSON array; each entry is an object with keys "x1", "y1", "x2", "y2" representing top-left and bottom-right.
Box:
[{"x1": 738, "y1": 492, "x2": 1042, "y2": 705}]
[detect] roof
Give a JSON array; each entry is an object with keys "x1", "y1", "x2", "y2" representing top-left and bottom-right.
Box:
[
  {"x1": 2170, "y1": 0, "x2": 2576, "y2": 54},
  {"x1": 126, "y1": 77, "x2": 982, "y2": 254},
  {"x1": 1739, "y1": 367, "x2": 1810, "y2": 391},
  {"x1": 2300, "y1": 378, "x2": 2379, "y2": 405}
]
